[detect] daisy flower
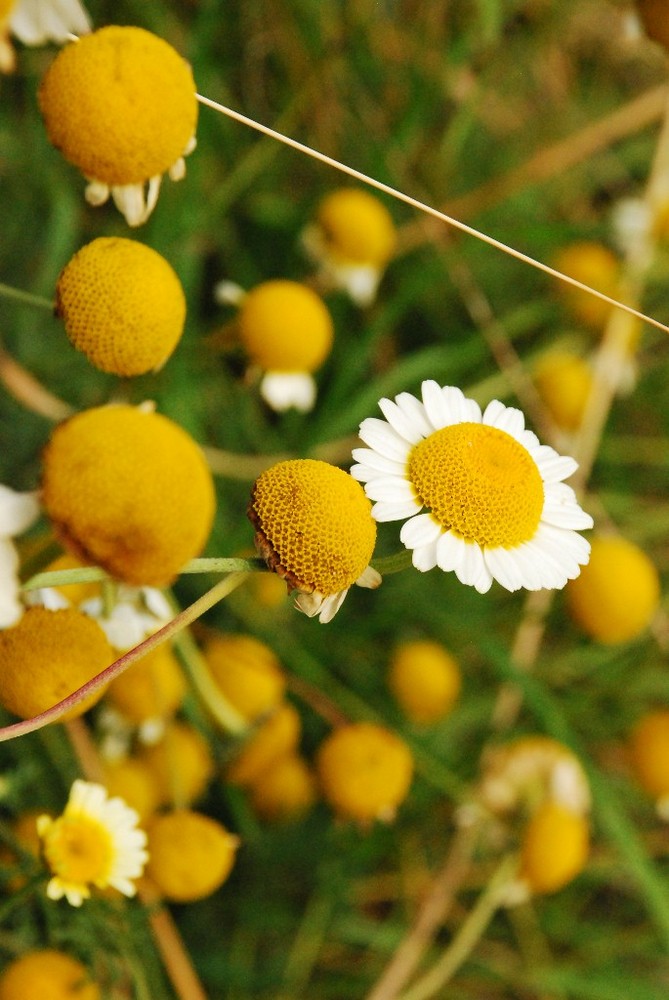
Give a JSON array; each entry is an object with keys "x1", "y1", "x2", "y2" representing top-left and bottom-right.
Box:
[
  {"x1": 0, "y1": 484, "x2": 40, "y2": 628},
  {"x1": 0, "y1": 0, "x2": 90, "y2": 73},
  {"x1": 351, "y1": 382, "x2": 593, "y2": 594},
  {"x1": 37, "y1": 779, "x2": 148, "y2": 906}
]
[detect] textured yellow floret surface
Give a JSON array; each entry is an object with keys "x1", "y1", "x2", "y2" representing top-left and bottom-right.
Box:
[
  {"x1": 0, "y1": 950, "x2": 100, "y2": 1000},
  {"x1": 317, "y1": 188, "x2": 397, "y2": 265},
  {"x1": 409, "y1": 423, "x2": 544, "y2": 548},
  {"x1": 316, "y1": 722, "x2": 414, "y2": 822},
  {"x1": 41, "y1": 404, "x2": 216, "y2": 587},
  {"x1": 106, "y1": 643, "x2": 186, "y2": 723},
  {"x1": 565, "y1": 535, "x2": 660, "y2": 643},
  {"x1": 533, "y1": 352, "x2": 592, "y2": 431},
  {"x1": 520, "y1": 801, "x2": 589, "y2": 894},
  {"x1": 552, "y1": 241, "x2": 619, "y2": 331},
  {"x1": 0, "y1": 607, "x2": 112, "y2": 720},
  {"x1": 146, "y1": 810, "x2": 238, "y2": 902},
  {"x1": 56, "y1": 238, "x2": 186, "y2": 376},
  {"x1": 629, "y1": 711, "x2": 669, "y2": 799},
  {"x1": 238, "y1": 280, "x2": 334, "y2": 372},
  {"x1": 38, "y1": 26, "x2": 197, "y2": 186},
  {"x1": 388, "y1": 640, "x2": 461, "y2": 725},
  {"x1": 203, "y1": 633, "x2": 285, "y2": 721},
  {"x1": 251, "y1": 459, "x2": 376, "y2": 595}
]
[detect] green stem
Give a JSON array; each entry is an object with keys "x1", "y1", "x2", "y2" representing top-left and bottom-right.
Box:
[
  {"x1": 0, "y1": 282, "x2": 54, "y2": 310},
  {"x1": 399, "y1": 855, "x2": 518, "y2": 1000},
  {"x1": 173, "y1": 626, "x2": 247, "y2": 735},
  {"x1": 371, "y1": 550, "x2": 414, "y2": 575}
]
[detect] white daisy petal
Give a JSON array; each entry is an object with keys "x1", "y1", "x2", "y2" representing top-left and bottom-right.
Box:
[
  {"x1": 378, "y1": 397, "x2": 427, "y2": 444},
  {"x1": 394, "y1": 392, "x2": 432, "y2": 437},
  {"x1": 484, "y1": 546, "x2": 527, "y2": 592},
  {"x1": 483, "y1": 400, "x2": 525, "y2": 438},
  {"x1": 358, "y1": 417, "x2": 413, "y2": 462},
  {"x1": 411, "y1": 541, "x2": 439, "y2": 572},
  {"x1": 442, "y1": 385, "x2": 482, "y2": 425},
  {"x1": 421, "y1": 380, "x2": 453, "y2": 429},
  {"x1": 400, "y1": 512, "x2": 443, "y2": 549},
  {"x1": 533, "y1": 447, "x2": 579, "y2": 483},
  {"x1": 542, "y1": 485, "x2": 594, "y2": 530},
  {"x1": 350, "y1": 448, "x2": 407, "y2": 477},
  {"x1": 364, "y1": 476, "x2": 416, "y2": 503},
  {"x1": 372, "y1": 499, "x2": 423, "y2": 522},
  {"x1": 0, "y1": 485, "x2": 40, "y2": 538},
  {"x1": 436, "y1": 530, "x2": 468, "y2": 573}
]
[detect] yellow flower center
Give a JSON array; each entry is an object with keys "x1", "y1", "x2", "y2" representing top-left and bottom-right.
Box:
[
  {"x1": 42, "y1": 815, "x2": 114, "y2": 887},
  {"x1": 317, "y1": 188, "x2": 396, "y2": 266},
  {"x1": 38, "y1": 26, "x2": 197, "y2": 186},
  {"x1": 0, "y1": 0, "x2": 15, "y2": 20},
  {"x1": 408, "y1": 423, "x2": 544, "y2": 548},
  {"x1": 250, "y1": 459, "x2": 376, "y2": 595}
]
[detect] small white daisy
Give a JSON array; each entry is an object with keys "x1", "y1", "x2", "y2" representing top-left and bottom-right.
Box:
[
  {"x1": 0, "y1": 484, "x2": 40, "y2": 627},
  {"x1": 351, "y1": 382, "x2": 593, "y2": 594},
  {"x1": 80, "y1": 585, "x2": 170, "y2": 651},
  {"x1": 37, "y1": 779, "x2": 148, "y2": 906},
  {"x1": 0, "y1": 0, "x2": 90, "y2": 72}
]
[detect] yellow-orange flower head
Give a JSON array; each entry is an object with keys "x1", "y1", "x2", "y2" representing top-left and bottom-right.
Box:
[
  {"x1": 565, "y1": 535, "x2": 660, "y2": 644},
  {"x1": 0, "y1": 950, "x2": 99, "y2": 1000},
  {"x1": 249, "y1": 459, "x2": 378, "y2": 623},
  {"x1": 145, "y1": 809, "x2": 239, "y2": 902},
  {"x1": 41, "y1": 404, "x2": 216, "y2": 587},
  {"x1": 203, "y1": 633, "x2": 285, "y2": 721},
  {"x1": 238, "y1": 280, "x2": 333, "y2": 373},
  {"x1": 0, "y1": 607, "x2": 112, "y2": 720},
  {"x1": 56, "y1": 238, "x2": 186, "y2": 376},
  {"x1": 316, "y1": 188, "x2": 397, "y2": 268},
  {"x1": 38, "y1": 26, "x2": 198, "y2": 225},
  {"x1": 520, "y1": 801, "x2": 589, "y2": 895}
]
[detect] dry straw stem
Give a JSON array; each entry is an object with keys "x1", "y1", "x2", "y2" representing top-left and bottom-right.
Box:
[{"x1": 0, "y1": 340, "x2": 73, "y2": 422}]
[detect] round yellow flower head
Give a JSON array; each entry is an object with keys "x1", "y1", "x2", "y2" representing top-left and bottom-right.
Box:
[
  {"x1": 388, "y1": 639, "x2": 461, "y2": 725},
  {"x1": 202, "y1": 633, "x2": 285, "y2": 721},
  {"x1": 248, "y1": 753, "x2": 318, "y2": 822},
  {"x1": 552, "y1": 242, "x2": 620, "y2": 331},
  {"x1": 316, "y1": 722, "x2": 414, "y2": 824},
  {"x1": 138, "y1": 721, "x2": 215, "y2": 807},
  {"x1": 0, "y1": 606, "x2": 112, "y2": 720},
  {"x1": 226, "y1": 702, "x2": 301, "y2": 787},
  {"x1": 56, "y1": 238, "x2": 186, "y2": 376},
  {"x1": 38, "y1": 26, "x2": 198, "y2": 226},
  {"x1": 628, "y1": 710, "x2": 669, "y2": 815},
  {"x1": 565, "y1": 535, "x2": 660, "y2": 644},
  {"x1": 249, "y1": 459, "x2": 379, "y2": 623},
  {"x1": 102, "y1": 757, "x2": 161, "y2": 823},
  {"x1": 41, "y1": 404, "x2": 216, "y2": 587},
  {"x1": 315, "y1": 188, "x2": 396, "y2": 267},
  {"x1": 105, "y1": 643, "x2": 186, "y2": 724},
  {"x1": 0, "y1": 949, "x2": 99, "y2": 1000},
  {"x1": 533, "y1": 351, "x2": 592, "y2": 432},
  {"x1": 519, "y1": 800, "x2": 589, "y2": 895},
  {"x1": 145, "y1": 809, "x2": 239, "y2": 902},
  {"x1": 480, "y1": 735, "x2": 591, "y2": 817},
  {"x1": 238, "y1": 280, "x2": 333, "y2": 373}
]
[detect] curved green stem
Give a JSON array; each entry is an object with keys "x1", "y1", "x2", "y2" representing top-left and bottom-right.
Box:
[
  {"x1": 371, "y1": 550, "x2": 414, "y2": 575},
  {"x1": 0, "y1": 282, "x2": 55, "y2": 310}
]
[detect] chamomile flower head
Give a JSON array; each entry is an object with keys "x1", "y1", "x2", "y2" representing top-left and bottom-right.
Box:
[
  {"x1": 352, "y1": 383, "x2": 593, "y2": 595},
  {"x1": 388, "y1": 639, "x2": 461, "y2": 725},
  {"x1": 479, "y1": 735, "x2": 591, "y2": 817},
  {"x1": 518, "y1": 800, "x2": 589, "y2": 897},
  {"x1": 105, "y1": 644, "x2": 186, "y2": 725},
  {"x1": 0, "y1": 483, "x2": 40, "y2": 627},
  {"x1": 0, "y1": 949, "x2": 99, "y2": 1000},
  {"x1": 303, "y1": 187, "x2": 397, "y2": 306},
  {"x1": 248, "y1": 459, "x2": 380, "y2": 623},
  {"x1": 316, "y1": 721, "x2": 414, "y2": 824},
  {"x1": 565, "y1": 535, "x2": 660, "y2": 644},
  {"x1": 533, "y1": 351, "x2": 592, "y2": 432},
  {"x1": 145, "y1": 809, "x2": 239, "y2": 902},
  {"x1": 138, "y1": 721, "x2": 215, "y2": 807},
  {"x1": 38, "y1": 26, "x2": 198, "y2": 226},
  {"x1": 37, "y1": 779, "x2": 148, "y2": 907},
  {"x1": 41, "y1": 404, "x2": 216, "y2": 587},
  {"x1": 628, "y1": 710, "x2": 669, "y2": 819},
  {"x1": 552, "y1": 241, "x2": 620, "y2": 331},
  {"x1": 0, "y1": 0, "x2": 91, "y2": 74},
  {"x1": 226, "y1": 702, "x2": 301, "y2": 787},
  {"x1": 236, "y1": 280, "x2": 334, "y2": 412},
  {"x1": 0, "y1": 606, "x2": 112, "y2": 720},
  {"x1": 202, "y1": 633, "x2": 285, "y2": 722},
  {"x1": 248, "y1": 753, "x2": 318, "y2": 823},
  {"x1": 56, "y1": 237, "x2": 186, "y2": 376}
]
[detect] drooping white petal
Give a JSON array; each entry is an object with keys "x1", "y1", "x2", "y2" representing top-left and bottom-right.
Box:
[
  {"x1": 411, "y1": 542, "x2": 439, "y2": 572},
  {"x1": 484, "y1": 545, "x2": 527, "y2": 592},
  {"x1": 372, "y1": 499, "x2": 423, "y2": 522},
  {"x1": 10, "y1": 0, "x2": 92, "y2": 45},
  {"x1": 0, "y1": 485, "x2": 39, "y2": 538},
  {"x1": 260, "y1": 371, "x2": 316, "y2": 412},
  {"x1": 436, "y1": 530, "x2": 468, "y2": 573},
  {"x1": 356, "y1": 565, "x2": 382, "y2": 589},
  {"x1": 400, "y1": 512, "x2": 443, "y2": 549}
]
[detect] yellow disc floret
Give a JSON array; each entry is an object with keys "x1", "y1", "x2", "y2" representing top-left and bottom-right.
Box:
[
  {"x1": 552, "y1": 242, "x2": 620, "y2": 331},
  {"x1": 388, "y1": 640, "x2": 461, "y2": 725},
  {"x1": 628, "y1": 710, "x2": 669, "y2": 800},
  {"x1": 520, "y1": 801, "x2": 589, "y2": 895},
  {"x1": 565, "y1": 535, "x2": 660, "y2": 643},
  {"x1": 202, "y1": 633, "x2": 285, "y2": 721},
  {"x1": 533, "y1": 351, "x2": 592, "y2": 431},
  {"x1": 249, "y1": 459, "x2": 376, "y2": 597},
  {"x1": 41, "y1": 404, "x2": 216, "y2": 587},
  {"x1": 316, "y1": 722, "x2": 414, "y2": 823},
  {"x1": 316, "y1": 188, "x2": 397, "y2": 266},
  {"x1": 145, "y1": 809, "x2": 239, "y2": 902},
  {"x1": 0, "y1": 607, "x2": 112, "y2": 720},
  {"x1": 238, "y1": 280, "x2": 334, "y2": 372},
  {"x1": 56, "y1": 238, "x2": 186, "y2": 376},
  {"x1": 0, "y1": 950, "x2": 99, "y2": 1000},
  {"x1": 105, "y1": 643, "x2": 186, "y2": 723},
  {"x1": 38, "y1": 26, "x2": 197, "y2": 187},
  {"x1": 408, "y1": 424, "x2": 544, "y2": 548}
]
